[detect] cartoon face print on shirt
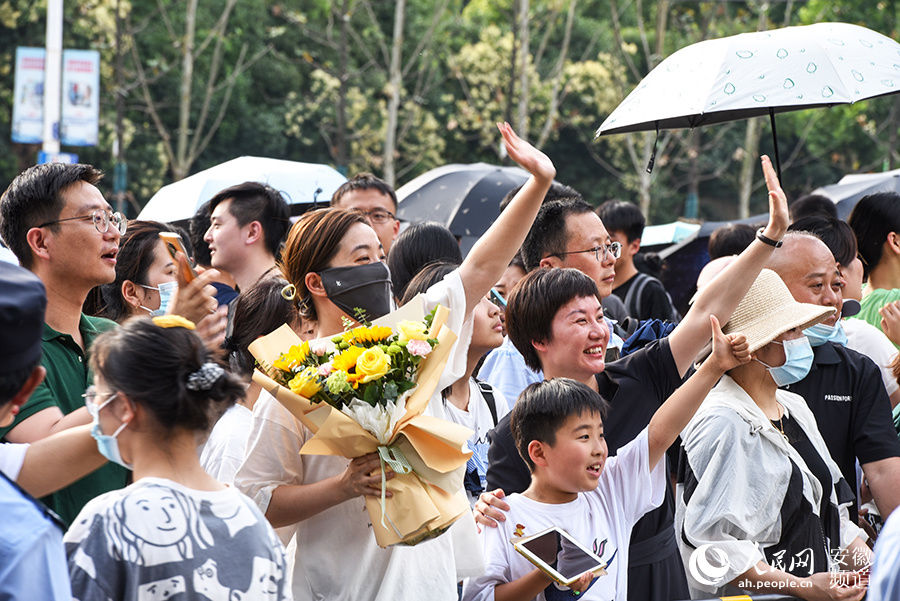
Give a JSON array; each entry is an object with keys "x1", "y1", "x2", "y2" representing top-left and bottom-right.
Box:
[
  {"x1": 109, "y1": 484, "x2": 213, "y2": 566},
  {"x1": 137, "y1": 576, "x2": 186, "y2": 601},
  {"x1": 193, "y1": 557, "x2": 283, "y2": 601}
]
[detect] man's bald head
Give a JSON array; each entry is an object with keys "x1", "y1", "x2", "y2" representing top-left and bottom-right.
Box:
[{"x1": 766, "y1": 232, "x2": 843, "y2": 325}]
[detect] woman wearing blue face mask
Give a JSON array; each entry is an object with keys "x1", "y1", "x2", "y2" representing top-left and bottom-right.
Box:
[
  {"x1": 65, "y1": 315, "x2": 290, "y2": 600},
  {"x1": 675, "y1": 269, "x2": 872, "y2": 601},
  {"x1": 89, "y1": 220, "x2": 221, "y2": 328}
]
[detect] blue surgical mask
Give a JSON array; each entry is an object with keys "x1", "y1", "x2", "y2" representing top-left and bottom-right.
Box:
[
  {"x1": 89, "y1": 395, "x2": 132, "y2": 470},
  {"x1": 803, "y1": 322, "x2": 848, "y2": 348},
  {"x1": 755, "y1": 336, "x2": 814, "y2": 387},
  {"x1": 140, "y1": 281, "x2": 178, "y2": 317}
]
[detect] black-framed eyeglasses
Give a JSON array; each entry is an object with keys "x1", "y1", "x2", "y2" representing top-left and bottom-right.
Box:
[
  {"x1": 352, "y1": 208, "x2": 396, "y2": 225},
  {"x1": 556, "y1": 241, "x2": 622, "y2": 262},
  {"x1": 38, "y1": 209, "x2": 127, "y2": 236}
]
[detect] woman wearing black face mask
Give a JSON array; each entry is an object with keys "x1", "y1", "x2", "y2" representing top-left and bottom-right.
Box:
[{"x1": 233, "y1": 124, "x2": 556, "y2": 601}]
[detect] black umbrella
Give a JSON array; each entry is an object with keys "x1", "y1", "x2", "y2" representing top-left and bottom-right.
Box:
[
  {"x1": 396, "y1": 163, "x2": 530, "y2": 237},
  {"x1": 812, "y1": 169, "x2": 900, "y2": 219}
]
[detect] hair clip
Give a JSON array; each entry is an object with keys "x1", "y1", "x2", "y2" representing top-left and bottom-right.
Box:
[
  {"x1": 281, "y1": 283, "x2": 297, "y2": 301},
  {"x1": 152, "y1": 315, "x2": 196, "y2": 330},
  {"x1": 186, "y1": 362, "x2": 225, "y2": 391}
]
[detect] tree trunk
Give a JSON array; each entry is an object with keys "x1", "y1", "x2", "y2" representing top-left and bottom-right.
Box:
[
  {"x1": 516, "y1": 0, "x2": 529, "y2": 135},
  {"x1": 174, "y1": 0, "x2": 199, "y2": 181},
  {"x1": 336, "y1": 0, "x2": 350, "y2": 173},
  {"x1": 738, "y1": 117, "x2": 762, "y2": 219},
  {"x1": 383, "y1": 0, "x2": 405, "y2": 186},
  {"x1": 536, "y1": 0, "x2": 576, "y2": 149},
  {"x1": 736, "y1": 5, "x2": 769, "y2": 217}
]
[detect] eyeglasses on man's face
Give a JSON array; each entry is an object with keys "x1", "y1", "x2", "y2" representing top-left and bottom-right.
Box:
[
  {"x1": 556, "y1": 241, "x2": 623, "y2": 262},
  {"x1": 352, "y1": 208, "x2": 396, "y2": 225},
  {"x1": 38, "y1": 208, "x2": 127, "y2": 236}
]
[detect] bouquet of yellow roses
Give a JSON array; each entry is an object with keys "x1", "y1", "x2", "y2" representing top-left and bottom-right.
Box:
[{"x1": 249, "y1": 298, "x2": 473, "y2": 547}]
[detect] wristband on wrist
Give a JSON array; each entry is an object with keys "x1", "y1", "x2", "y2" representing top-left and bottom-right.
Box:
[{"x1": 756, "y1": 228, "x2": 783, "y2": 248}]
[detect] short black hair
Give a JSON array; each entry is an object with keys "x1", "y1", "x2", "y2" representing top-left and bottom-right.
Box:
[
  {"x1": 208, "y1": 182, "x2": 291, "y2": 258},
  {"x1": 0, "y1": 163, "x2": 104, "y2": 268},
  {"x1": 596, "y1": 200, "x2": 645, "y2": 242},
  {"x1": 848, "y1": 192, "x2": 900, "y2": 278},
  {"x1": 506, "y1": 268, "x2": 601, "y2": 372},
  {"x1": 521, "y1": 199, "x2": 596, "y2": 272},
  {"x1": 790, "y1": 194, "x2": 837, "y2": 222},
  {"x1": 499, "y1": 181, "x2": 583, "y2": 213},
  {"x1": 789, "y1": 216, "x2": 857, "y2": 267},
  {"x1": 331, "y1": 172, "x2": 398, "y2": 211},
  {"x1": 511, "y1": 378, "x2": 609, "y2": 471},
  {"x1": 189, "y1": 201, "x2": 213, "y2": 267},
  {"x1": 388, "y1": 222, "x2": 462, "y2": 300},
  {"x1": 707, "y1": 223, "x2": 756, "y2": 260},
  {"x1": 400, "y1": 261, "x2": 458, "y2": 306}
]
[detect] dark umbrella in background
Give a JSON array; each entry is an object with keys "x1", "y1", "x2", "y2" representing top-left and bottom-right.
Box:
[
  {"x1": 396, "y1": 163, "x2": 530, "y2": 244},
  {"x1": 812, "y1": 168, "x2": 900, "y2": 219}
]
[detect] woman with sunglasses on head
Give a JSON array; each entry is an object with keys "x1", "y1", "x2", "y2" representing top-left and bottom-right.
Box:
[
  {"x1": 65, "y1": 316, "x2": 289, "y2": 600},
  {"x1": 234, "y1": 123, "x2": 554, "y2": 601}
]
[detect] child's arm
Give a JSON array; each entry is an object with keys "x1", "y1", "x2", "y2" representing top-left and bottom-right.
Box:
[
  {"x1": 494, "y1": 569, "x2": 553, "y2": 601},
  {"x1": 457, "y1": 123, "x2": 555, "y2": 315},
  {"x1": 647, "y1": 315, "x2": 750, "y2": 470}
]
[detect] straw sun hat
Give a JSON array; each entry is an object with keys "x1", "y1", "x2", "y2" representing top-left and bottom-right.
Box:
[{"x1": 721, "y1": 268, "x2": 835, "y2": 354}]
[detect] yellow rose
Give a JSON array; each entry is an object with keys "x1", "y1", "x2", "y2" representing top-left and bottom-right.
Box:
[
  {"x1": 397, "y1": 320, "x2": 428, "y2": 343},
  {"x1": 288, "y1": 366, "x2": 322, "y2": 398},
  {"x1": 355, "y1": 346, "x2": 391, "y2": 383}
]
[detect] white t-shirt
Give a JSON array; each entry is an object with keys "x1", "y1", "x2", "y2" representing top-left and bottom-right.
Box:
[
  {"x1": 234, "y1": 270, "x2": 473, "y2": 601},
  {"x1": 843, "y1": 318, "x2": 900, "y2": 396},
  {"x1": 199, "y1": 404, "x2": 253, "y2": 484},
  {"x1": 64, "y1": 477, "x2": 289, "y2": 601},
  {"x1": 463, "y1": 429, "x2": 665, "y2": 601},
  {"x1": 441, "y1": 379, "x2": 511, "y2": 504},
  {"x1": 0, "y1": 442, "x2": 29, "y2": 481}
]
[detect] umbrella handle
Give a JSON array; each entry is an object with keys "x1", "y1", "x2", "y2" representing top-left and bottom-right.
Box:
[{"x1": 768, "y1": 108, "x2": 783, "y2": 184}]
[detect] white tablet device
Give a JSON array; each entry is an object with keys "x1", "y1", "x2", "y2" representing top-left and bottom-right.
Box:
[{"x1": 512, "y1": 526, "x2": 608, "y2": 588}]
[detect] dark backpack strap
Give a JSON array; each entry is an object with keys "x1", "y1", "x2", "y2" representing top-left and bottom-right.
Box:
[
  {"x1": 475, "y1": 379, "x2": 499, "y2": 427},
  {"x1": 623, "y1": 272, "x2": 651, "y2": 319}
]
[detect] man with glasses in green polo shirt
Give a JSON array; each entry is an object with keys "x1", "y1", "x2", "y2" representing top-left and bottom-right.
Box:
[{"x1": 0, "y1": 162, "x2": 128, "y2": 525}]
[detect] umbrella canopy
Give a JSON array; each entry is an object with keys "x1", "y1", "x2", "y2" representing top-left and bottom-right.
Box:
[
  {"x1": 138, "y1": 156, "x2": 346, "y2": 223},
  {"x1": 396, "y1": 163, "x2": 530, "y2": 237},
  {"x1": 597, "y1": 22, "x2": 900, "y2": 177},
  {"x1": 812, "y1": 168, "x2": 900, "y2": 219}
]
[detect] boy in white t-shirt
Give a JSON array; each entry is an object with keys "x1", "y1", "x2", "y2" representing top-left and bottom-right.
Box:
[{"x1": 464, "y1": 316, "x2": 748, "y2": 601}]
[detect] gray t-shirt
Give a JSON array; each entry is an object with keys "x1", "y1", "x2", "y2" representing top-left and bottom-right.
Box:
[{"x1": 64, "y1": 477, "x2": 289, "y2": 601}]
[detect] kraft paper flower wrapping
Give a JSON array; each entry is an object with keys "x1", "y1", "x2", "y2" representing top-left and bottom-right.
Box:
[{"x1": 249, "y1": 299, "x2": 473, "y2": 547}]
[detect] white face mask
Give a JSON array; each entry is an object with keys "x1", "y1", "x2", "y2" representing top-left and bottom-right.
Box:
[{"x1": 139, "y1": 281, "x2": 178, "y2": 317}]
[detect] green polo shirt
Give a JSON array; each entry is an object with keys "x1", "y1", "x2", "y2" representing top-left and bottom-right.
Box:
[
  {"x1": 0, "y1": 313, "x2": 128, "y2": 525},
  {"x1": 854, "y1": 287, "x2": 900, "y2": 351}
]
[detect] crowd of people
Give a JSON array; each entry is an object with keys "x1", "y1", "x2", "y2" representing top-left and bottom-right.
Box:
[{"x1": 2, "y1": 122, "x2": 900, "y2": 601}]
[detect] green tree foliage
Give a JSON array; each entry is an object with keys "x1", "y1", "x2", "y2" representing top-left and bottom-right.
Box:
[{"x1": 1, "y1": 1, "x2": 898, "y2": 225}]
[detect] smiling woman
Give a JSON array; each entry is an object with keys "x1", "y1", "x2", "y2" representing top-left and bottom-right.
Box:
[{"x1": 234, "y1": 122, "x2": 557, "y2": 601}]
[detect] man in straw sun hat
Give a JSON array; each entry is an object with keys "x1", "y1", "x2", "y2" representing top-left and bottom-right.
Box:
[{"x1": 676, "y1": 267, "x2": 871, "y2": 601}]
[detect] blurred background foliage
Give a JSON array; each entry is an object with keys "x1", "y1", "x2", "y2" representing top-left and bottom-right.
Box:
[{"x1": 1, "y1": 0, "x2": 898, "y2": 222}]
